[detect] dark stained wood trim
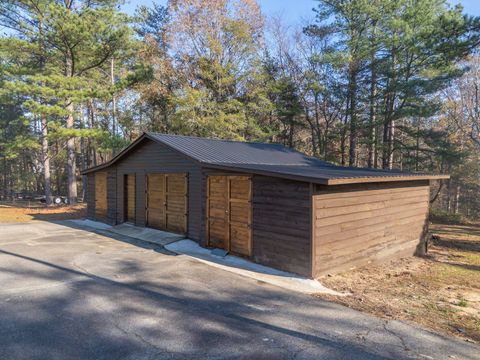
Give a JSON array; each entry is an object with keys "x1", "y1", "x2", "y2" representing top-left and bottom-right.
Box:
[
  {"x1": 326, "y1": 174, "x2": 449, "y2": 185},
  {"x1": 309, "y1": 182, "x2": 315, "y2": 278},
  {"x1": 204, "y1": 164, "x2": 449, "y2": 186}
]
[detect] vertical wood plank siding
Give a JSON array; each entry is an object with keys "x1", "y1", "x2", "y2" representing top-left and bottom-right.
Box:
[
  {"x1": 313, "y1": 180, "x2": 430, "y2": 277},
  {"x1": 107, "y1": 169, "x2": 117, "y2": 224},
  {"x1": 86, "y1": 174, "x2": 95, "y2": 219},
  {"x1": 251, "y1": 176, "x2": 312, "y2": 277},
  {"x1": 114, "y1": 139, "x2": 202, "y2": 240}
]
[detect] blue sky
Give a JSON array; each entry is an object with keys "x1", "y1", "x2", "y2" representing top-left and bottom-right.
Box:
[{"x1": 122, "y1": 0, "x2": 480, "y2": 20}]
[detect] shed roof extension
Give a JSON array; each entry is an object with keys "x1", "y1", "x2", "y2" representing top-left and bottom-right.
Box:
[{"x1": 82, "y1": 132, "x2": 449, "y2": 185}]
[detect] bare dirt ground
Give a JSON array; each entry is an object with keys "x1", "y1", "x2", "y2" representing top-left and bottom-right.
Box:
[
  {"x1": 317, "y1": 222, "x2": 480, "y2": 344},
  {"x1": 0, "y1": 201, "x2": 86, "y2": 223}
]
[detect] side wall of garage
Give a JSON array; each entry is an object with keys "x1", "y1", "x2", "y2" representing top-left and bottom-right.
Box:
[
  {"x1": 313, "y1": 180, "x2": 430, "y2": 277},
  {"x1": 114, "y1": 139, "x2": 203, "y2": 240}
]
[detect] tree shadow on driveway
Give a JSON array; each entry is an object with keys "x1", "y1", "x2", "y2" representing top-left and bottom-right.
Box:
[
  {"x1": 0, "y1": 247, "x2": 395, "y2": 360},
  {"x1": 1, "y1": 221, "x2": 479, "y2": 360}
]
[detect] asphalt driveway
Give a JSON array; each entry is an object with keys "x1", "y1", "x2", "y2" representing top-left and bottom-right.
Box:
[{"x1": 0, "y1": 221, "x2": 478, "y2": 360}]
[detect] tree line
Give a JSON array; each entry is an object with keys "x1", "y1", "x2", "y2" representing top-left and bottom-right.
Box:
[{"x1": 1, "y1": 0, "x2": 479, "y2": 220}]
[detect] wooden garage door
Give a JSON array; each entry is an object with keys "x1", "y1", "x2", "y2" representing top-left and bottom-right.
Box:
[
  {"x1": 95, "y1": 172, "x2": 107, "y2": 220},
  {"x1": 207, "y1": 176, "x2": 252, "y2": 256},
  {"x1": 146, "y1": 173, "x2": 187, "y2": 234},
  {"x1": 125, "y1": 174, "x2": 136, "y2": 223}
]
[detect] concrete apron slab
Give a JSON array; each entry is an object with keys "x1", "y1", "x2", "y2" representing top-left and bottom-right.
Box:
[
  {"x1": 165, "y1": 240, "x2": 345, "y2": 296},
  {"x1": 109, "y1": 223, "x2": 185, "y2": 245},
  {"x1": 69, "y1": 220, "x2": 343, "y2": 295},
  {"x1": 68, "y1": 219, "x2": 185, "y2": 246}
]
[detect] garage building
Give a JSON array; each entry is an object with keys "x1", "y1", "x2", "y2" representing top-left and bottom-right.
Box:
[{"x1": 82, "y1": 133, "x2": 448, "y2": 277}]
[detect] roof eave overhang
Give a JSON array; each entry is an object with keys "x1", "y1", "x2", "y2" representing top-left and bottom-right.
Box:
[
  {"x1": 325, "y1": 174, "x2": 450, "y2": 185},
  {"x1": 201, "y1": 163, "x2": 329, "y2": 185},
  {"x1": 203, "y1": 163, "x2": 450, "y2": 186}
]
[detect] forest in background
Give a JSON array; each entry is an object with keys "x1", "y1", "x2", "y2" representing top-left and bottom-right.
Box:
[{"x1": 0, "y1": 0, "x2": 479, "y2": 220}]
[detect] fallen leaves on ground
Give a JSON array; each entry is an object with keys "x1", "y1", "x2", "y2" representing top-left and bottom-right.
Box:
[
  {"x1": 0, "y1": 201, "x2": 86, "y2": 223},
  {"x1": 316, "y1": 223, "x2": 480, "y2": 344}
]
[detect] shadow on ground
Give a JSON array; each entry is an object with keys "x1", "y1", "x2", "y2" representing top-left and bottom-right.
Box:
[{"x1": 0, "y1": 246, "x2": 392, "y2": 360}]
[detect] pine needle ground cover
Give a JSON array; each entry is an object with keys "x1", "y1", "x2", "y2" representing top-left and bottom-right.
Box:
[
  {"x1": 0, "y1": 202, "x2": 86, "y2": 223},
  {"x1": 317, "y1": 223, "x2": 480, "y2": 344}
]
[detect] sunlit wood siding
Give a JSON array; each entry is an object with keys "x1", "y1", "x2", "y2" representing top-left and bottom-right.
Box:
[{"x1": 313, "y1": 180, "x2": 430, "y2": 277}]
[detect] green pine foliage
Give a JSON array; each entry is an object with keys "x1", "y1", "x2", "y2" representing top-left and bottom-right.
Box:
[{"x1": 0, "y1": 0, "x2": 478, "y2": 219}]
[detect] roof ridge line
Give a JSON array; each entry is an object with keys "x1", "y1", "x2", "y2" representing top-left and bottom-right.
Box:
[{"x1": 148, "y1": 132, "x2": 290, "y2": 147}]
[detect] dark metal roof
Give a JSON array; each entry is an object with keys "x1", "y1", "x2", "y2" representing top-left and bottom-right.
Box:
[
  {"x1": 204, "y1": 163, "x2": 449, "y2": 185},
  {"x1": 82, "y1": 132, "x2": 449, "y2": 184},
  {"x1": 147, "y1": 133, "x2": 331, "y2": 166}
]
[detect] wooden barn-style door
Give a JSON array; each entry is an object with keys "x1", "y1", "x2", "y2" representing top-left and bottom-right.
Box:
[
  {"x1": 95, "y1": 172, "x2": 107, "y2": 221},
  {"x1": 124, "y1": 174, "x2": 136, "y2": 223},
  {"x1": 146, "y1": 173, "x2": 188, "y2": 234},
  {"x1": 207, "y1": 175, "x2": 252, "y2": 256}
]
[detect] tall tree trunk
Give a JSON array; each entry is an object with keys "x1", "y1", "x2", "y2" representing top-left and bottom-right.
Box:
[
  {"x1": 288, "y1": 117, "x2": 294, "y2": 148},
  {"x1": 80, "y1": 105, "x2": 87, "y2": 202},
  {"x1": 2, "y1": 155, "x2": 7, "y2": 198},
  {"x1": 55, "y1": 140, "x2": 62, "y2": 194},
  {"x1": 348, "y1": 62, "x2": 358, "y2": 167},
  {"x1": 368, "y1": 24, "x2": 377, "y2": 168},
  {"x1": 383, "y1": 44, "x2": 398, "y2": 170},
  {"x1": 66, "y1": 102, "x2": 77, "y2": 204},
  {"x1": 388, "y1": 119, "x2": 395, "y2": 169},
  {"x1": 41, "y1": 114, "x2": 52, "y2": 205},
  {"x1": 38, "y1": 12, "x2": 52, "y2": 205},
  {"x1": 88, "y1": 99, "x2": 98, "y2": 166},
  {"x1": 111, "y1": 57, "x2": 116, "y2": 136},
  {"x1": 324, "y1": 122, "x2": 330, "y2": 161},
  {"x1": 454, "y1": 184, "x2": 461, "y2": 215},
  {"x1": 415, "y1": 121, "x2": 420, "y2": 171},
  {"x1": 382, "y1": 113, "x2": 390, "y2": 169},
  {"x1": 446, "y1": 178, "x2": 452, "y2": 213},
  {"x1": 65, "y1": 53, "x2": 77, "y2": 204}
]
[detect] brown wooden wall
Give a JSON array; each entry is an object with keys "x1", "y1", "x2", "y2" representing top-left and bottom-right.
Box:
[
  {"x1": 86, "y1": 173, "x2": 95, "y2": 219},
  {"x1": 313, "y1": 180, "x2": 430, "y2": 277},
  {"x1": 106, "y1": 169, "x2": 117, "y2": 224},
  {"x1": 251, "y1": 176, "x2": 312, "y2": 277},
  {"x1": 114, "y1": 139, "x2": 203, "y2": 240}
]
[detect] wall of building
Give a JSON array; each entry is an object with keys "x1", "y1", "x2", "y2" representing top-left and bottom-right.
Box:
[
  {"x1": 86, "y1": 173, "x2": 96, "y2": 220},
  {"x1": 313, "y1": 180, "x2": 430, "y2": 277},
  {"x1": 106, "y1": 168, "x2": 117, "y2": 225},
  {"x1": 251, "y1": 176, "x2": 312, "y2": 277},
  {"x1": 109, "y1": 138, "x2": 203, "y2": 241}
]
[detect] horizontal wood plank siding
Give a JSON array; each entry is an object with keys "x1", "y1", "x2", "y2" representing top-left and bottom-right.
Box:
[
  {"x1": 252, "y1": 176, "x2": 311, "y2": 277},
  {"x1": 114, "y1": 138, "x2": 202, "y2": 240},
  {"x1": 313, "y1": 180, "x2": 430, "y2": 277}
]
